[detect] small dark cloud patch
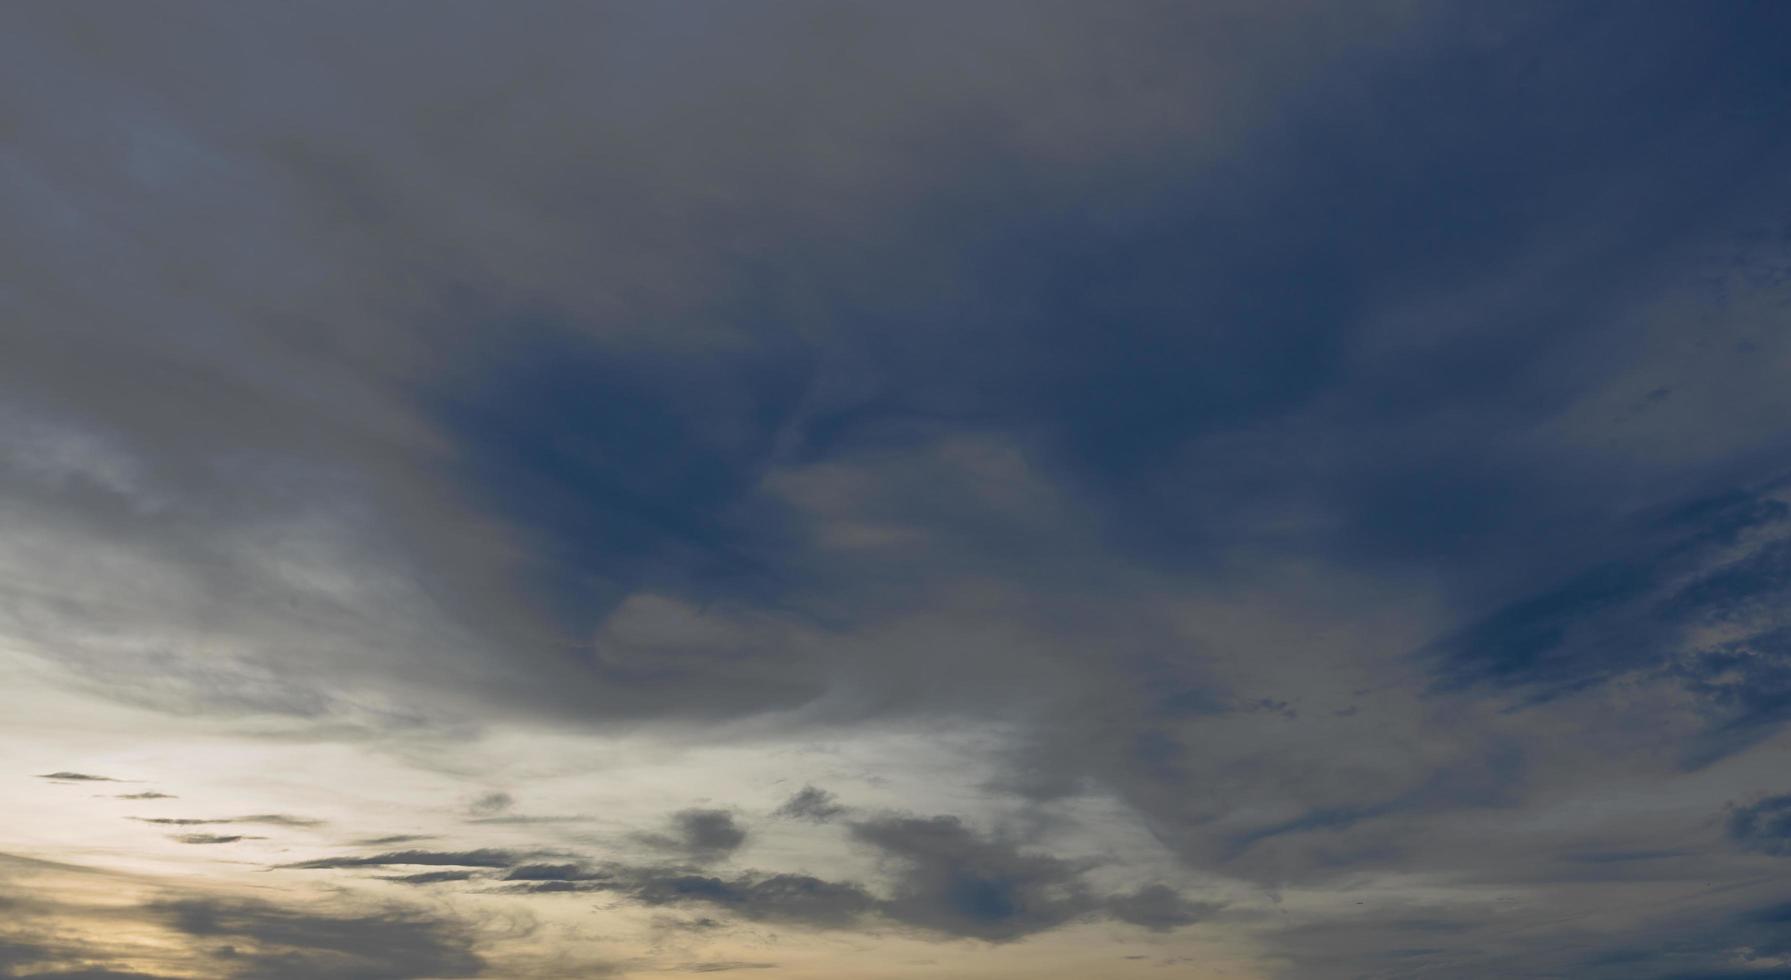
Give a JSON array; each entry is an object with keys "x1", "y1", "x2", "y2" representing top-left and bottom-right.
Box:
[
  {"x1": 116, "y1": 792, "x2": 175, "y2": 800},
  {"x1": 283, "y1": 849, "x2": 531, "y2": 870},
  {"x1": 501, "y1": 880, "x2": 609, "y2": 895},
  {"x1": 660, "y1": 916, "x2": 726, "y2": 932},
  {"x1": 35, "y1": 772, "x2": 119, "y2": 782},
  {"x1": 630, "y1": 872, "x2": 876, "y2": 929},
  {"x1": 351, "y1": 835, "x2": 434, "y2": 846},
  {"x1": 133, "y1": 815, "x2": 321, "y2": 829},
  {"x1": 379, "y1": 870, "x2": 481, "y2": 886},
  {"x1": 504, "y1": 864, "x2": 615, "y2": 883},
  {"x1": 638, "y1": 809, "x2": 748, "y2": 862},
  {"x1": 774, "y1": 786, "x2": 846, "y2": 823},
  {"x1": 465, "y1": 814, "x2": 586, "y2": 826},
  {"x1": 685, "y1": 962, "x2": 777, "y2": 973},
  {"x1": 849, "y1": 814, "x2": 1098, "y2": 942},
  {"x1": 467, "y1": 792, "x2": 514, "y2": 817},
  {"x1": 233, "y1": 814, "x2": 323, "y2": 828},
  {"x1": 173, "y1": 834, "x2": 262, "y2": 845},
  {"x1": 1105, "y1": 884, "x2": 1218, "y2": 932},
  {"x1": 1728, "y1": 795, "x2": 1791, "y2": 856}
]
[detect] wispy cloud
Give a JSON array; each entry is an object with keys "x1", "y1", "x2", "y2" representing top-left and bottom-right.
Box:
[{"x1": 131, "y1": 814, "x2": 323, "y2": 828}]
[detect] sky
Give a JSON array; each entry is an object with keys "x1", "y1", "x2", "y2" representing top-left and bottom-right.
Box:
[{"x1": 4, "y1": 2, "x2": 1791, "y2": 978}]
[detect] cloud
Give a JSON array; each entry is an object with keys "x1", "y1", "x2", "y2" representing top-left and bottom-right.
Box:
[
  {"x1": 9, "y1": 971, "x2": 174, "y2": 979},
  {"x1": 133, "y1": 814, "x2": 322, "y2": 828},
  {"x1": 507, "y1": 810, "x2": 1219, "y2": 941},
  {"x1": 282, "y1": 849, "x2": 532, "y2": 870},
  {"x1": 172, "y1": 834, "x2": 263, "y2": 845},
  {"x1": 0, "y1": 851, "x2": 484, "y2": 979},
  {"x1": 467, "y1": 792, "x2": 514, "y2": 817},
  {"x1": 152, "y1": 896, "x2": 483, "y2": 979},
  {"x1": 773, "y1": 786, "x2": 846, "y2": 824},
  {"x1": 379, "y1": 870, "x2": 480, "y2": 886},
  {"x1": 115, "y1": 792, "x2": 176, "y2": 800},
  {"x1": 408, "y1": 808, "x2": 1226, "y2": 943},
  {"x1": 636, "y1": 809, "x2": 748, "y2": 863},
  {"x1": 848, "y1": 814, "x2": 1099, "y2": 942},
  {"x1": 503, "y1": 864, "x2": 615, "y2": 883},
  {"x1": 1728, "y1": 795, "x2": 1791, "y2": 856},
  {"x1": 350, "y1": 835, "x2": 434, "y2": 847},
  {"x1": 628, "y1": 872, "x2": 877, "y2": 929},
  {"x1": 496, "y1": 861, "x2": 875, "y2": 930},
  {"x1": 1, "y1": 968, "x2": 173, "y2": 980},
  {"x1": 1424, "y1": 487, "x2": 1791, "y2": 706},
  {"x1": 231, "y1": 814, "x2": 324, "y2": 828},
  {"x1": 35, "y1": 772, "x2": 119, "y2": 782},
  {"x1": 1104, "y1": 884, "x2": 1219, "y2": 933}
]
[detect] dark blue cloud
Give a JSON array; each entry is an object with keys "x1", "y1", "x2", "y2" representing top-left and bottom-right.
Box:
[
  {"x1": 432, "y1": 3, "x2": 1791, "y2": 631},
  {"x1": 1422, "y1": 482, "x2": 1791, "y2": 761},
  {"x1": 1728, "y1": 794, "x2": 1791, "y2": 857},
  {"x1": 433, "y1": 329, "x2": 812, "y2": 622}
]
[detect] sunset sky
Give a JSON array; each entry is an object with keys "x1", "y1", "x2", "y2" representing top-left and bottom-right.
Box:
[{"x1": 6, "y1": 3, "x2": 1791, "y2": 978}]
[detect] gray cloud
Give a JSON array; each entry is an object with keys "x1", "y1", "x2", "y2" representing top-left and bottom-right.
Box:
[
  {"x1": 464, "y1": 814, "x2": 586, "y2": 826},
  {"x1": 849, "y1": 814, "x2": 1099, "y2": 942},
  {"x1": 133, "y1": 814, "x2": 322, "y2": 828},
  {"x1": 153, "y1": 896, "x2": 482, "y2": 980},
  {"x1": 773, "y1": 786, "x2": 846, "y2": 824},
  {"x1": 35, "y1": 773, "x2": 120, "y2": 782},
  {"x1": 503, "y1": 864, "x2": 614, "y2": 883},
  {"x1": 378, "y1": 870, "x2": 481, "y2": 886},
  {"x1": 630, "y1": 872, "x2": 877, "y2": 929},
  {"x1": 1104, "y1": 884, "x2": 1219, "y2": 933},
  {"x1": 495, "y1": 861, "x2": 876, "y2": 930},
  {"x1": 5, "y1": 971, "x2": 172, "y2": 980},
  {"x1": 467, "y1": 792, "x2": 513, "y2": 818},
  {"x1": 636, "y1": 809, "x2": 748, "y2": 863},
  {"x1": 350, "y1": 835, "x2": 434, "y2": 847},
  {"x1": 172, "y1": 834, "x2": 262, "y2": 845},
  {"x1": 1728, "y1": 795, "x2": 1791, "y2": 856},
  {"x1": 394, "y1": 809, "x2": 1218, "y2": 942},
  {"x1": 0, "y1": 851, "x2": 483, "y2": 979},
  {"x1": 283, "y1": 849, "x2": 533, "y2": 870}
]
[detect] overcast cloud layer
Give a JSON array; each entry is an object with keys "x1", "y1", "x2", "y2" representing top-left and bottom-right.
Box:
[{"x1": 6, "y1": 3, "x2": 1791, "y2": 977}]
